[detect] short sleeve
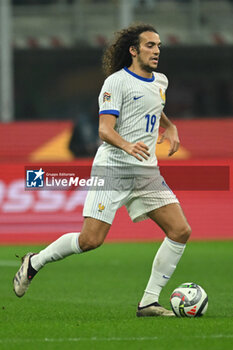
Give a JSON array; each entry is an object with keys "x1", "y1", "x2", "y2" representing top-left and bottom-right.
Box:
[
  {"x1": 98, "y1": 74, "x2": 123, "y2": 118},
  {"x1": 156, "y1": 73, "x2": 169, "y2": 90}
]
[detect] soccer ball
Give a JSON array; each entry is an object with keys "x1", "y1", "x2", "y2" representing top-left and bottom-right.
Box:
[{"x1": 170, "y1": 282, "x2": 208, "y2": 317}]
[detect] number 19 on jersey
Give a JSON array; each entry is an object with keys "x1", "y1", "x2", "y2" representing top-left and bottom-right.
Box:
[{"x1": 145, "y1": 114, "x2": 156, "y2": 132}]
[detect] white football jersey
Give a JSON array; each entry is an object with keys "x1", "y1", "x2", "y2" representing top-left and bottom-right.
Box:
[{"x1": 93, "y1": 67, "x2": 168, "y2": 171}]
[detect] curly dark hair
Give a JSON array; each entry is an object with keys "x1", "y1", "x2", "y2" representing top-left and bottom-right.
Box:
[{"x1": 102, "y1": 23, "x2": 158, "y2": 77}]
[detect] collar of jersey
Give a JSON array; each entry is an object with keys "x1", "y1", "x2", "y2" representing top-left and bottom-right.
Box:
[{"x1": 124, "y1": 66, "x2": 155, "y2": 82}]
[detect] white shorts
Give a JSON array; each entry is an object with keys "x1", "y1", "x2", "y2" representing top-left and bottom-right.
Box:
[{"x1": 83, "y1": 170, "x2": 179, "y2": 224}]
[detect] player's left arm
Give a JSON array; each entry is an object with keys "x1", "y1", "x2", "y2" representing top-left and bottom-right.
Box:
[{"x1": 158, "y1": 111, "x2": 180, "y2": 156}]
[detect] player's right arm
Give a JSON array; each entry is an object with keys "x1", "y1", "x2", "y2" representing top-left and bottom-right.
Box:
[{"x1": 99, "y1": 114, "x2": 150, "y2": 162}]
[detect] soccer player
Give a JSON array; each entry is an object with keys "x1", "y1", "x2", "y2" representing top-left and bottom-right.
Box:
[{"x1": 13, "y1": 24, "x2": 191, "y2": 317}]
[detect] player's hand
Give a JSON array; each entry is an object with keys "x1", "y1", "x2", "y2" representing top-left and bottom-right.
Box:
[
  {"x1": 125, "y1": 141, "x2": 150, "y2": 162},
  {"x1": 157, "y1": 124, "x2": 180, "y2": 156}
]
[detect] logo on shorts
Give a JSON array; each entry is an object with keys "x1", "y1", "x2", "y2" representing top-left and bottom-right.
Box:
[
  {"x1": 26, "y1": 168, "x2": 45, "y2": 188},
  {"x1": 98, "y1": 203, "x2": 105, "y2": 212},
  {"x1": 162, "y1": 180, "x2": 172, "y2": 193},
  {"x1": 103, "y1": 92, "x2": 111, "y2": 102}
]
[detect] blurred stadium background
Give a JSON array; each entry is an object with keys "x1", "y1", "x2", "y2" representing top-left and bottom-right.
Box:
[{"x1": 0, "y1": 0, "x2": 232, "y2": 244}]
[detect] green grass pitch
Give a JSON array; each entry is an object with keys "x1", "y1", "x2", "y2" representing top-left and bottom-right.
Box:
[{"x1": 0, "y1": 241, "x2": 233, "y2": 350}]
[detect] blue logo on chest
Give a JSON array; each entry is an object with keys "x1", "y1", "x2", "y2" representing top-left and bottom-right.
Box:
[{"x1": 133, "y1": 95, "x2": 144, "y2": 100}]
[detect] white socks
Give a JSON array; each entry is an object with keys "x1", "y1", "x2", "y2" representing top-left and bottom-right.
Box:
[
  {"x1": 30, "y1": 233, "x2": 185, "y2": 307},
  {"x1": 31, "y1": 232, "x2": 82, "y2": 271},
  {"x1": 140, "y1": 237, "x2": 186, "y2": 307}
]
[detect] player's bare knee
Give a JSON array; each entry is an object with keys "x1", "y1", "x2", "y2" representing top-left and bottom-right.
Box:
[
  {"x1": 167, "y1": 224, "x2": 191, "y2": 243},
  {"x1": 180, "y1": 224, "x2": 191, "y2": 242},
  {"x1": 79, "y1": 235, "x2": 103, "y2": 252}
]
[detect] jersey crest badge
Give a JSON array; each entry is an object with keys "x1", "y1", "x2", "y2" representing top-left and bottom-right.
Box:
[
  {"x1": 103, "y1": 92, "x2": 111, "y2": 102},
  {"x1": 98, "y1": 203, "x2": 105, "y2": 212},
  {"x1": 160, "y1": 88, "x2": 166, "y2": 104}
]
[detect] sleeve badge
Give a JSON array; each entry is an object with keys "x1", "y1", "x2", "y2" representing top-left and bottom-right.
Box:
[{"x1": 103, "y1": 92, "x2": 111, "y2": 102}]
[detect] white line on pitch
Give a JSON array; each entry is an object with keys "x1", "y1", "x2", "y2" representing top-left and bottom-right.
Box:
[
  {"x1": 0, "y1": 260, "x2": 19, "y2": 267},
  {"x1": 0, "y1": 335, "x2": 233, "y2": 343},
  {"x1": 0, "y1": 337, "x2": 158, "y2": 343}
]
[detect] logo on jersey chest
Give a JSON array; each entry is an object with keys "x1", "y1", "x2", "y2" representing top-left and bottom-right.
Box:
[
  {"x1": 133, "y1": 95, "x2": 144, "y2": 100},
  {"x1": 159, "y1": 88, "x2": 166, "y2": 105}
]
